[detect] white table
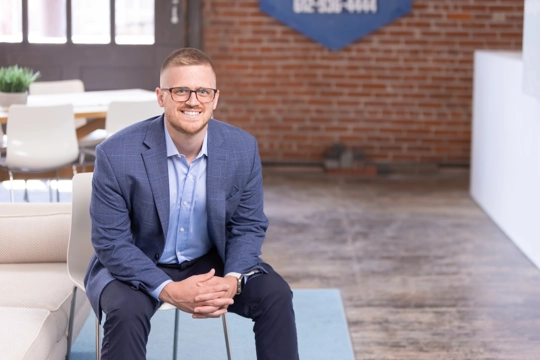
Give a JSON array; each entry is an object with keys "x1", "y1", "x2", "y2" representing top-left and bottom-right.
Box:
[{"x1": 0, "y1": 89, "x2": 157, "y2": 124}]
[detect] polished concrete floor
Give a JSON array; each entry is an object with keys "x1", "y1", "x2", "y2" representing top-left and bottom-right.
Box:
[
  {"x1": 260, "y1": 168, "x2": 540, "y2": 360},
  {"x1": 2, "y1": 169, "x2": 539, "y2": 359}
]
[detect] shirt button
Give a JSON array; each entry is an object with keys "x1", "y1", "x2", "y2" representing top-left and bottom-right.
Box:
[
  {"x1": 180, "y1": 227, "x2": 184, "y2": 232},
  {"x1": 183, "y1": 201, "x2": 188, "y2": 206},
  {"x1": 177, "y1": 251, "x2": 181, "y2": 257}
]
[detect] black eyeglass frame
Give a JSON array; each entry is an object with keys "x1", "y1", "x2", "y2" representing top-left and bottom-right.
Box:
[{"x1": 161, "y1": 87, "x2": 218, "y2": 103}]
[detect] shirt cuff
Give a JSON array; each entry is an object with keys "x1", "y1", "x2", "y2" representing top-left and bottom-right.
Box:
[{"x1": 149, "y1": 279, "x2": 173, "y2": 300}]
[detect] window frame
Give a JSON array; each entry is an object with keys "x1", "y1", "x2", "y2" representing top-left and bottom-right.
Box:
[{"x1": 8, "y1": 0, "x2": 155, "y2": 45}]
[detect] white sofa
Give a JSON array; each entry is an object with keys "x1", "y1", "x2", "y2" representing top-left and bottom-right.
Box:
[{"x1": 0, "y1": 203, "x2": 91, "y2": 360}]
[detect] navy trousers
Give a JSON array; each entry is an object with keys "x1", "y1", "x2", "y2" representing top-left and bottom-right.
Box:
[{"x1": 99, "y1": 249, "x2": 299, "y2": 360}]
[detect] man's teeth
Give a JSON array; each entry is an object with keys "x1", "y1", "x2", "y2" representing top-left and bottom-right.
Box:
[{"x1": 182, "y1": 111, "x2": 200, "y2": 116}]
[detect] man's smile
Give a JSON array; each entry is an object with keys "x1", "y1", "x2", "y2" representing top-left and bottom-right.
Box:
[{"x1": 181, "y1": 110, "x2": 202, "y2": 116}]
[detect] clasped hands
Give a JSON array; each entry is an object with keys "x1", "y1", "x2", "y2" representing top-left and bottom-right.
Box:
[{"x1": 158, "y1": 269, "x2": 238, "y2": 319}]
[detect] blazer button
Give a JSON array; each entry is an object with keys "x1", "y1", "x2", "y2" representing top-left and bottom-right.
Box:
[{"x1": 154, "y1": 253, "x2": 159, "y2": 260}]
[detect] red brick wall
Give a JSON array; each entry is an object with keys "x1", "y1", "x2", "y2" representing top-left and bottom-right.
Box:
[{"x1": 203, "y1": 0, "x2": 524, "y2": 167}]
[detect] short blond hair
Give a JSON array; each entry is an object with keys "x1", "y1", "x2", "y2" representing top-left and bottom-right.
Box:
[{"x1": 160, "y1": 48, "x2": 216, "y2": 75}]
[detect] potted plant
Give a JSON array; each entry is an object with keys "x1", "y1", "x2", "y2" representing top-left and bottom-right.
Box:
[{"x1": 0, "y1": 65, "x2": 40, "y2": 108}]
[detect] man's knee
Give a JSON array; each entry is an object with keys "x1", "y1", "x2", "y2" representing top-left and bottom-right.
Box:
[
  {"x1": 265, "y1": 275, "x2": 293, "y2": 306},
  {"x1": 100, "y1": 281, "x2": 157, "y2": 322},
  {"x1": 248, "y1": 270, "x2": 294, "y2": 311}
]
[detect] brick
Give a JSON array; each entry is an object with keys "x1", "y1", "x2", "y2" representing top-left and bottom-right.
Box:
[{"x1": 447, "y1": 13, "x2": 472, "y2": 20}]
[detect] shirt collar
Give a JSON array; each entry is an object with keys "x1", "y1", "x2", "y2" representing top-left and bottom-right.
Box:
[{"x1": 164, "y1": 118, "x2": 208, "y2": 158}]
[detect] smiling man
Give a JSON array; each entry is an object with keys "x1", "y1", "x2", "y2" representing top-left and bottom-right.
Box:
[{"x1": 84, "y1": 48, "x2": 299, "y2": 360}]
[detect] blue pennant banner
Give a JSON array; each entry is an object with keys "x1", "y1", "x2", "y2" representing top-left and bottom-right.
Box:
[{"x1": 260, "y1": 0, "x2": 413, "y2": 51}]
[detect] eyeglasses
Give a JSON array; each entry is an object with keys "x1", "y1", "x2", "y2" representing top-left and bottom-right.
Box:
[{"x1": 161, "y1": 87, "x2": 218, "y2": 103}]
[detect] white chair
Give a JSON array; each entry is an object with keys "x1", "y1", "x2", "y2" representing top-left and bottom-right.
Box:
[
  {"x1": 29, "y1": 79, "x2": 87, "y2": 129},
  {"x1": 67, "y1": 173, "x2": 233, "y2": 360},
  {"x1": 78, "y1": 100, "x2": 162, "y2": 163},
  {"x1": 0, "y1": 104, "x2": 79, "y2": 202}
]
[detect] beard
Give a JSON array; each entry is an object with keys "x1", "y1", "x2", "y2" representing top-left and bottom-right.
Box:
[{"x1": 165, "y1": 104, "x2": 211, "y2": 136}]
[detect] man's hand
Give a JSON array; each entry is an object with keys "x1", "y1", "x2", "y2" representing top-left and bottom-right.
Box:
[
  {"x1": 193, "y1": 275, "x2": 238, "y2": 319},
  {"x1": 158, "y1": 269, "x2": 233, "y2": 318}
]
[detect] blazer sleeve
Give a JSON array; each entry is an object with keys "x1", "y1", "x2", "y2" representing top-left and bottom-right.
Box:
[
  {"x1": 223, "y1": 139, "x2": 269, "y2": 276},
  {"x1": 90, "y1": 145, "x2": 171, "y2": 294}
]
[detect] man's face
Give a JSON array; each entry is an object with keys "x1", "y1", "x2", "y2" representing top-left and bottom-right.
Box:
[{"x1": 156, "y1": 64, "x2": 219, "y2": 136}]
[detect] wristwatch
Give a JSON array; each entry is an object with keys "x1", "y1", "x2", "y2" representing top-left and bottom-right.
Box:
[
  {"x1": 226, "y1": 272, "x2": 244, "y2": 295},
  {"x1": 226, "y1": 270, "x2": 261, "y2": 295}
]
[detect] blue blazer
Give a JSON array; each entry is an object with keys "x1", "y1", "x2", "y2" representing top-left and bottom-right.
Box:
[{"x1": 84, "y1": 116, "x2": 269, "y2": 319}]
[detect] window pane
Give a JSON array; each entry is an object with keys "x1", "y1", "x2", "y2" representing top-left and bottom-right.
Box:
[
  {"x1": 0, "y1": 0, "x2": 22, "y2": 43},
  {"x1": 115, "y1": 0, "x2": 154, "y2": 45},
  {"x1": 72, "y1": 0, "x2": 110, "y2": 44},
  {"x1": 28, "y1": 0, "x2": 66, "y2": 43}
]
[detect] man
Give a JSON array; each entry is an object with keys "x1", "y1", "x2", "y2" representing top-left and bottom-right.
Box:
[{"x1": 84, "y1": 48, "x2": 299, "y2": 360}]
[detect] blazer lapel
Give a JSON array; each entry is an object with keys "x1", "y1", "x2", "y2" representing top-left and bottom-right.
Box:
[
  {"x1": 141, "y1": 115, "x2": 170, "y2": 238},
  {"x1": 206, "y1": 120, "x2": 227, "y2": 250}
]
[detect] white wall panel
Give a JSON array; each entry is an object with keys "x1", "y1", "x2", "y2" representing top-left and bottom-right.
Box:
[{"x1": 471, "y1": 51, "x2": 540, "y2": 269}]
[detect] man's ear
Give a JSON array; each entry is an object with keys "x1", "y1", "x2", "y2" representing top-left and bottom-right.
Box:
[
  {"x1": 212, "y1": 90, "x2": 220, "y2": 110},
  {"x1": 155, "y1": 88, "x2": 165, "y2": 107}
]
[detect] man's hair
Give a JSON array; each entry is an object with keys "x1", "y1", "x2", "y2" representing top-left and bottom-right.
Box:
[{"x1": 160, "y1": 48, "x2": 216, "y2": 75}]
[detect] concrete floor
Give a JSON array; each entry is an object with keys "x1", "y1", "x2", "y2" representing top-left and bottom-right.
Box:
[
  {"x1": 261, "y1": 168, "x2": 540, "y2": 360},
  {"x1": 2, "y1": 168, "x2": 540, "y2": 359}
]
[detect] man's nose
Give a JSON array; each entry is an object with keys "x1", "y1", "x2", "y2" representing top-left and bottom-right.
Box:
[{"x1": 185, "y1": 91, "x2": 201, "y2": 106}]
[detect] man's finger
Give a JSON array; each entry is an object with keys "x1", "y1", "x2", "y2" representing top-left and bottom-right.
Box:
[
  {"x1": 193, "y1": 305, "x2": 219, "y2": 313},
  {"x1": 195, "y1": 290, "x2": 229, "y2": 302},
  {"x1": 197, "y1": 277, "x2": 223, "y2": 286},
  {"x1": 192, "y1": 308, "x2": 228, "y2": 319},
  {"x1": 194, "y1": 298, "x2": 233, "y2": 310},
  {"x1": 196, "y1": 284, "x2": 230, "y2": 295},
  {"x1": 193, "y1": 268, "x2": 215, "y2": 283}
]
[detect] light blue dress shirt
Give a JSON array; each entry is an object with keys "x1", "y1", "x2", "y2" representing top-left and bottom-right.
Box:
[{"x1": 148, "y1": 121, "x2": 212, "y2": 299}]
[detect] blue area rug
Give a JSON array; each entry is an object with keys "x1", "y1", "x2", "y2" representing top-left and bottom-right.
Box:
[{"x1": 71, "y1": 289, "x2": 354, "y2": 360}]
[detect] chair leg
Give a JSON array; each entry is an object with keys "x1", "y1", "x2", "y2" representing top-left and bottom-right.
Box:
[
  {"x1": 48, "y1": 179, "x2": 53, "y2": 202},
  {"x1": 23, "y1": 179, "x2": 29, "y2": 202},
  {"x1": 66, "y1": 287, "x2": 78, "y2": 360},
  {"x1": 56, "y1": 170, "x2": 60, "y2": 202},
  {"x1": 173, "y1": 308, "x2": 179, "y2": 360},
  {"x1": 96, "y1": 317, "x2": 101, "y2": 360},
  {"x1": 79, "y1": 152, "x2": 86, "y2": 173},
  {"x1": 8, "y1": 170, "x2": 14, "y2": 202},
  {"x1": 222, "y1": 314, "x2": 232, "y2": 360}
]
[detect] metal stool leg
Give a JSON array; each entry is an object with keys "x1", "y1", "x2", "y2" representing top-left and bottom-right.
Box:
[
  {"x1": 222, "y1": 314, "x2": 232, "y2": 360},
  {"x1": 173, "y1": 308, "x2": 179, "y2": 360},
  {"x1": 96, "y1": 317, "x2": 101, "y2": 360}
]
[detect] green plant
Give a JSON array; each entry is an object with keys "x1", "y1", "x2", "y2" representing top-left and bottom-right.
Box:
[{"x1": 0, "y1": 65, "x2": 40, "y2": 93}]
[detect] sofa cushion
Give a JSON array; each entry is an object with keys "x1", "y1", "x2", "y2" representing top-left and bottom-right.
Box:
[
  {"x1": 0, "y1": 307, "x2": 57, "y2": 360},
  {"x1": 0, "y1": 203, "x2": 71, "y2": 264}
]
